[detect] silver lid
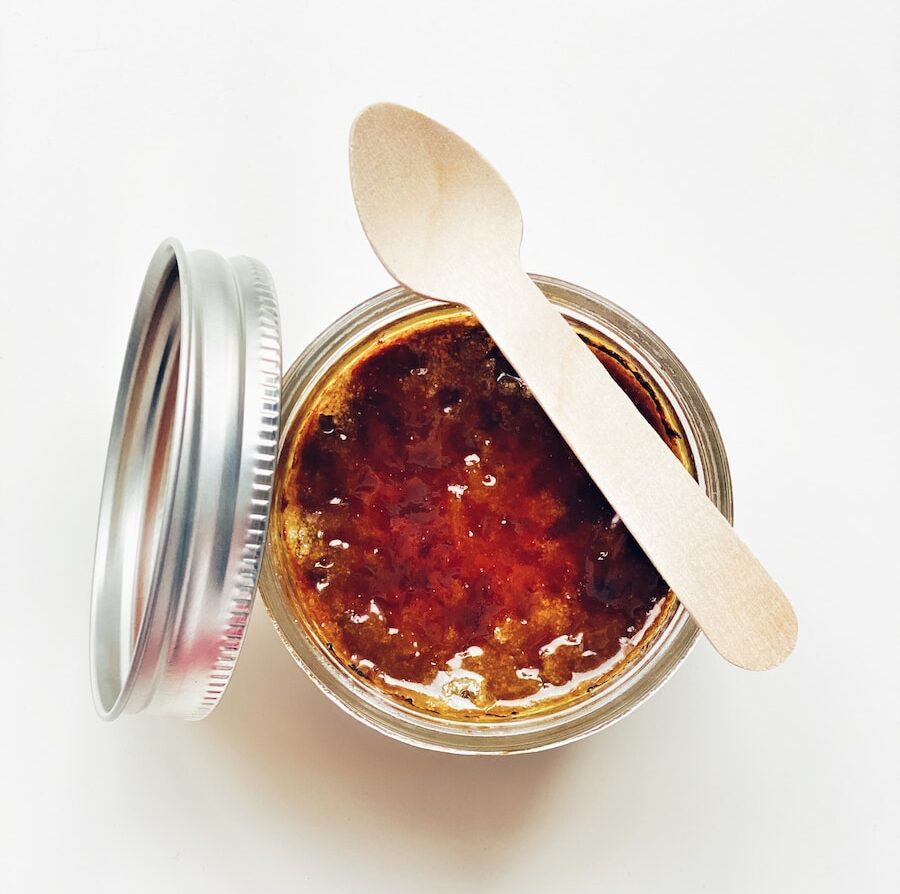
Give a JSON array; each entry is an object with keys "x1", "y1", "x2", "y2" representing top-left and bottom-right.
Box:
[{"x1": 90, "y1": 239, "x2": 282, "y2": 720}]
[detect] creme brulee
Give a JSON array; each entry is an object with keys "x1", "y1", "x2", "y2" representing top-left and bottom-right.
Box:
[{"x1": 274, "y1": 308, "x2": 694, "y2": 720}]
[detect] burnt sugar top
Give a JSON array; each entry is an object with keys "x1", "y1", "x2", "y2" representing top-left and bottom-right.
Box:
[{"x1": 275, "y1": 309, "x2": 692, "y2": 719}]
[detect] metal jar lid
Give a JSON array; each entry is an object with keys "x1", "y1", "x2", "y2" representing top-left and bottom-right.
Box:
[{"x1": 90, "y1": 239, "x2": 282, "y2": 720}]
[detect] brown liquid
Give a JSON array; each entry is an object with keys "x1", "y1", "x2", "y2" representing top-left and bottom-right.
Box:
[{"x1": 275, "y1": 309, "x2": 692, "y2": 719}]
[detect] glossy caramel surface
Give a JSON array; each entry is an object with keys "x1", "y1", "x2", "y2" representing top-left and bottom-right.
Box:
[{"x1": 276, "y1": 310, "x2": 692, "y2": 719}]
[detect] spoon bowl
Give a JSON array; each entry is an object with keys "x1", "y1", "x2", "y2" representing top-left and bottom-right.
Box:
[{"x1": 350, "y1": 102, "x2": 523, "y2": 303}]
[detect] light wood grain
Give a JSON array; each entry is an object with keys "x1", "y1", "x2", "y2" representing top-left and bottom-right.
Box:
[{"x1": 349, "y1": 102, "x2": 797, "y2": 670}]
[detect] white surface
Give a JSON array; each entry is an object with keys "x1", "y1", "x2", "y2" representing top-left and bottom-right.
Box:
[{"x1": 1, "y1": 2, "x2": 897, "y2": 891}]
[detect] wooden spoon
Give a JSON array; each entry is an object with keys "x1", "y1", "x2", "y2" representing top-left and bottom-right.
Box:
[{"x1": 349, "y1": 102, "x2": 797, "y2": 670}]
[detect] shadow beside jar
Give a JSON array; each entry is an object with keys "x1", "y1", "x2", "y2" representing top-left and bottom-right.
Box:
[{"x1": 199, "y1": 609, "x2": 563, "y2": 865}]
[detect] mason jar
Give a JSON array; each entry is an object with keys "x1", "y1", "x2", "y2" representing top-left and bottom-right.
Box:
[{"x1": 259, "y1": 276, "x2": 732, "y2": 754}]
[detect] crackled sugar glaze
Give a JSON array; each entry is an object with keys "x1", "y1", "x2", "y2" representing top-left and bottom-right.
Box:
[{"x1": 276, "y1": 309, "x2": 693, "y2": 719}]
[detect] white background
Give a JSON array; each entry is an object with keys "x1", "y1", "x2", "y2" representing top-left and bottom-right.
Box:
[{"x1": 1, "y1": 2, "x2": 898, "y2": 891}]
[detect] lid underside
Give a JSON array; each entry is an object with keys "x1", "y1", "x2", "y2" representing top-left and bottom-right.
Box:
[{"x1": 90, "y1": 239, "x2": 282, "y2": 720}]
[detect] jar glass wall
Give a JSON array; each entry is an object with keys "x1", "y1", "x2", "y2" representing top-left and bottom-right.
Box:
[{"x1": 258, "y1": 276, "x2": 732, "y2": 754}]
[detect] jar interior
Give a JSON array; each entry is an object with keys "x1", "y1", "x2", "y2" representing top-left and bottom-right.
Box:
[{"x1": 266, "y1": 302, "x2": 695, "y2": 724}]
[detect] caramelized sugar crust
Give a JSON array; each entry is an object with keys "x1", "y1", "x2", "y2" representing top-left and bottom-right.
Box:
[{"x1": 276, "y1": 311, "x2": 691, "y2": 719}]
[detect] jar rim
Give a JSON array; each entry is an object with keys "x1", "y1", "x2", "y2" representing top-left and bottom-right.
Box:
[{"x1": 259, "y1": 275, "x2": 732, "y2": 754}]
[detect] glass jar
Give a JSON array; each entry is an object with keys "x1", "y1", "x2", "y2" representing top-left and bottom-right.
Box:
[{"x1": 258, "y1": 274, "x2": 732, "y2": 754}]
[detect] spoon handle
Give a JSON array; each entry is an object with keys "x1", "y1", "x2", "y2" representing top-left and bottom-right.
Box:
[{"x1": 473, "y1": 272, "x2": 797, "y2": 670}]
